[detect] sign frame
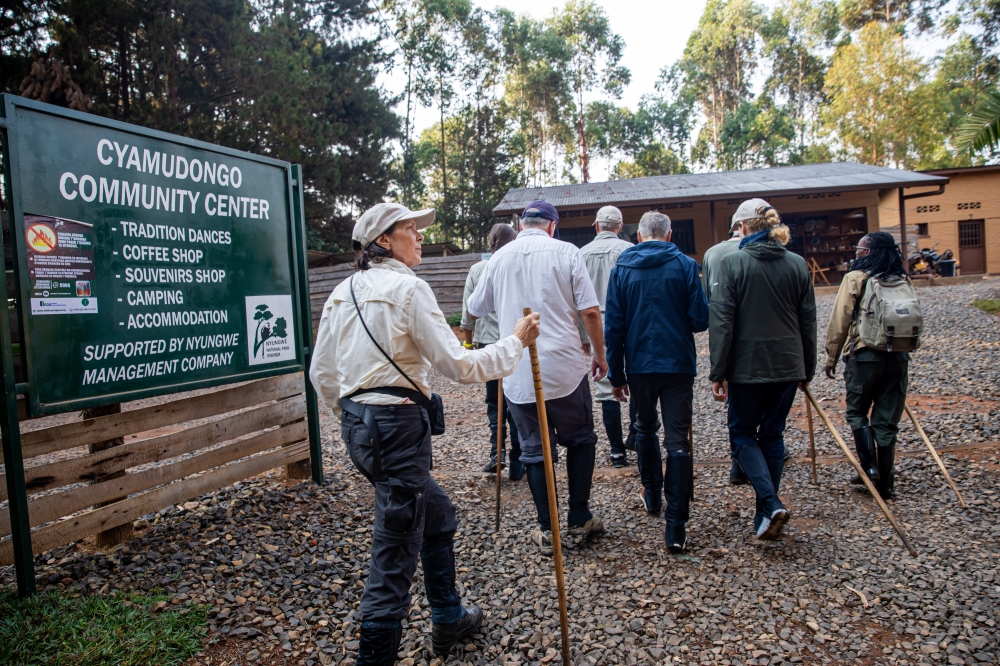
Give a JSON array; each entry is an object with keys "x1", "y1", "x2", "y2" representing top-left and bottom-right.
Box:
[{"x1": 0, "y1": 94, "x2": 325, "y2": 597}]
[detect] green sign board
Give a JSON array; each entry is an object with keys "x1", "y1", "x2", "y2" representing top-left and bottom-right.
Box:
[{"x1": 2, "y1": 95, "x2": 311, "y2": 415}]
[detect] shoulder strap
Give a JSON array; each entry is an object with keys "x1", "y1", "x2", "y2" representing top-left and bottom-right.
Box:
[{"x1": 349, "y1": 274, "x2": 425, "y2": 396}]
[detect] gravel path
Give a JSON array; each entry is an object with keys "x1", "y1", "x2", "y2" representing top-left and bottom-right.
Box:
[{"x1": 3, "y1": 280, "x2": 999, "y2": 666}]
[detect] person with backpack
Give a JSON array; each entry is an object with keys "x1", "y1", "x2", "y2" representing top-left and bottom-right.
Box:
[
  {"x1": 310, "y1": 203, "x2": 541, "y2": 664},
  {"x1": 709, "y1": 201, "x2": 816, "y2": 541},
  {"x1": 824, "y1": 231, "x2": 921, "y2": 500}
]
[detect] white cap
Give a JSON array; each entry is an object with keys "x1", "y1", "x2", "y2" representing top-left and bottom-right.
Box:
[
  {"x1": 352, "y1": 203, "x2": 435, "y2": 247},
  {"x1": 595, "y1": 205, "x2": 623, "y2": 224},
  {"x1": 731, "y1": 198, "x2": 773, "y2": 228}
]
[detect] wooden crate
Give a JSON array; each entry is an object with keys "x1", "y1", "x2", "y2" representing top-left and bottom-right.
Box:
[{"x1": 0, "y1": 373, "x2": 309, "y2": 565}]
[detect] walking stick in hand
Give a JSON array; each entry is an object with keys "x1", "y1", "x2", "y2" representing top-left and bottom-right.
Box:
[
  {"x1": 803, "y1": 386, "x2": 917, "y2": 557},
  {"x1": 904, "y1": 402, "x2": 967, "y2": 509},
  {"x1": 805, "y1": 395, "x2": 818, "y2": 485},
  {"x1": 524, "y1": 307, "x2": 572, "y2": 666},
  {"x1": 495, "y1": 378, "x2": 504, "y2": 530}
]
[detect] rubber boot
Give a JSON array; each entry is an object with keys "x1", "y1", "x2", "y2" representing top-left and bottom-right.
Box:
[
  {"x1": 357, "y1": 619, "x2": 402, "y2": 666},
  {"x1": 664, "y1": 451, "x2": 692, "y2": 553},
  {"x1": 601, "y1": 400, "x2": 627, "y2": 466},
  {"x1": 876, "y1": 445, "x2": 895, "y2": 499},
  {"x1": 526, "y1": 462, "x2": 554, "y2": 531},
  {"x1": 851, "y1": 426, "x2": 879, "y2": 484},
  {"x1": 729, "y1": 458, "x2": 748, "y2": 485}
]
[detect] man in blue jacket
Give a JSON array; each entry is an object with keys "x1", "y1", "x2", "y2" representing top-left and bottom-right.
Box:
[{"x1": 605, "y1": 211, "x2": 709, "y2": 553}]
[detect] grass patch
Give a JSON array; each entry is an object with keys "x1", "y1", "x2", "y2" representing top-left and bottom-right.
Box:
[
  {"x1": 446, "y1": 312, "x2": 463, "y2": 327},
  {"x1": 972, "y1": 299, "x2": 1000, "y2": 315},
  {"x1": 0, "y1": 588, "x2": 208, "y2": 666}
]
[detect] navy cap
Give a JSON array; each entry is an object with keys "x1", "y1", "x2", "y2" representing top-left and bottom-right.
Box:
[{"x1": 521, "y1": 200, "x2": 559, "y2": 224}]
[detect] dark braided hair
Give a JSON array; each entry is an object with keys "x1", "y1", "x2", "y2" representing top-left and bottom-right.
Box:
[
  {"x1": 351, "y1": 222, "x2": 397, "y2": 270},
  {"x1": 850, "y1": 231, "x2": 905, "y2": 278}
]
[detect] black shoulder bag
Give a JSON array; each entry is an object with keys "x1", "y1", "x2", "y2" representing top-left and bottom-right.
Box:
[{"x1": 348, "y1": 275, "x2": 446, "y2": 436}]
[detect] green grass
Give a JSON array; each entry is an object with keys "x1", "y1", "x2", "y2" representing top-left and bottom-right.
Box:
[
  {"x1": 446, "y1": 312, "x2": 463, "y2": 327},
  {"x1": 0, "y1": 589, "x2": 208, "y2": 666},
  {"x1": 972, "y1": 299, "x2": 1000, "y2": 315}
]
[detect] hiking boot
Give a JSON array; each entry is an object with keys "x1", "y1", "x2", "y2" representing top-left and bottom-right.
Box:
[
  {"x1": 567, "y1": 514, "x2": 605, "y2": 538},
  {"x1": 665, "y1": 523, "x2": 686, "y2": 554},
  {"x1": 729, "y1": 459, "x2": 748, "y2": 486},
  {"x1": 530, "y1": 527, "x2": 556, "y2": 555},
  {"x1": 639, "y1": 487, "x2": 661, "y2": 515},
  {"x1": 481, "y1": 456, "x2": 505, "y2": 474},
  {"x1": 432, "y1": 605, "x2": 483, "y2": 656},
  {"x1": 611, "y1": 455, "x2": 628, "y2": 469},
  {"x1": 756, "y1": 508, "x2": 790, "y2": 541}
]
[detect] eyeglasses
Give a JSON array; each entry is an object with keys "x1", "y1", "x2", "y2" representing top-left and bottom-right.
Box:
[{"x1": 854, "y1": 245, "x2": 870, "y2": 254}]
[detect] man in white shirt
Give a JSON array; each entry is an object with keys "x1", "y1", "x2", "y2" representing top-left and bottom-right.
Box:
[
  {"x1": 468, "y1": 199, "x2": 608, "y2": 555},
  {"x1": 580, "y1": 205, "x2": 635, "y2": 468}
]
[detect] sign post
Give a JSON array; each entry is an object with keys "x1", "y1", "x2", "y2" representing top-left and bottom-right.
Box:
[{"x1": 1, "y1": 95, "x2": 323, "y2": 595}]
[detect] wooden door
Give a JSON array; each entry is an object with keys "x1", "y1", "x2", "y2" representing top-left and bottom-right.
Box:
[{"x1": 959, "y1": 220, "x2": 985, "y2": 275}]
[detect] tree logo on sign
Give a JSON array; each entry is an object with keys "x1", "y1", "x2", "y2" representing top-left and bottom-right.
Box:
[{"x1": 253, "y1": 303, "x2": 288, "y2": 358}]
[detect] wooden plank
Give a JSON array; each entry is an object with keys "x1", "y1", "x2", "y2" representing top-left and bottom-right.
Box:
[
  {"x1": 19, "y1": 373, "x2": 304, "y2": 459},
  {"x1": 0, "y1": 442, "x2": 309, "y2": 565},
  {"x1": 0, "y1": 421, "x2": 307, "y2": 537},
  {"x1": 5, "y1": 398, "x2": 306, "y2": 500}
]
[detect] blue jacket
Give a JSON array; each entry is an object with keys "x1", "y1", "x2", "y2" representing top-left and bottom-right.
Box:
[{"x1": 604, "y1": 241, "x2": 709, "y2": 386}]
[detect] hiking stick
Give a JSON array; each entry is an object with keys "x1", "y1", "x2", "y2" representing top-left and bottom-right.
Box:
[
  {"x1": 803, "y1": 387, "x2": 917, "y2": 557},
  {"x1": 805, "y1": 395, "x2": 818, "y2": 485},
  {"x1": 904, "y1": 402, "x2": 967, "y2": 509},
  {"x1": 495, "y1": 378, "x2": 504, "y2": 531},
  {"x1": 523, "y1": 307, "x2": 572, "y2": 666}
]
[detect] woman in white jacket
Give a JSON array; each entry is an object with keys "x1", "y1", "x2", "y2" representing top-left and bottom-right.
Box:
[{"x1": 309, "y1": 203, "x2": 539, "y2": 665}]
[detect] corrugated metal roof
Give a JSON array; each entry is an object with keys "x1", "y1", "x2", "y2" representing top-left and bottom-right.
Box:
[{"x1": 493, "y1": 162, "x2": 949, "y2": 215}]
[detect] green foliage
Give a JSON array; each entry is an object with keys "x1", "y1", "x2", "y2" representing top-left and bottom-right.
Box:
[
  {"x1": 0, "y1": 589, "x2": 208, "y2": 666},
  {"x1": 955, "y1": 91, "x2": 1000, "y2": 154},
  {"x1": 972, "y1": 299, "x2": 1000, "y2": 314},
  {"x1": 3, "y1": 0, "x2": 399, "y2": 253}
]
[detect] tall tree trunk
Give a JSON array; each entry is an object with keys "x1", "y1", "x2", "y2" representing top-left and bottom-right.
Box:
[
  {"x1": 439, "y1": 69, "x2": 448, "y2": 230},
  {"x1": 83, "y1": 403, "x2": 134, "y2": 548},
  {"x1": 576, "y1": 84, "x2": 590, "y2": 182},
  {"x1": 404, "y1": 57, "x2": 413, "y2": 206}
]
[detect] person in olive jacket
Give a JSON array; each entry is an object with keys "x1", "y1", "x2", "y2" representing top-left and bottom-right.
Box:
[{"x1": 708, "y1": 201, "x2": 817, "y2": 541}]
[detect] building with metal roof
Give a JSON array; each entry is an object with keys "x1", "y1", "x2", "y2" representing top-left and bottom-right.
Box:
[{"x1": 493, "y1": 162, "x2": 949, "y2": 284}]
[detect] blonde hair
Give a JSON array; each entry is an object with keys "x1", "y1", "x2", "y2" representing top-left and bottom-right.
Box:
[{"x1": 743, "y1": 208, "x2": 790, "y2": 245}]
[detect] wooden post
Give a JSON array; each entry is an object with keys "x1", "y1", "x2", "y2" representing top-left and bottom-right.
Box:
[
  {"x1": 82, "y1": 403, "x2": 134, "y2": 548},
  {"x1": 898, "y1": 188, "x2": 909, "y2": 273},
  {"x1": 524, "y1": 308, "x2": 572, "y2": 666}
]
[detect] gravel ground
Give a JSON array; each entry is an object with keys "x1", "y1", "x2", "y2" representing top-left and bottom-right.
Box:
[{"x1": 3, "y1": 280, "x2": 999, "y2": 666}]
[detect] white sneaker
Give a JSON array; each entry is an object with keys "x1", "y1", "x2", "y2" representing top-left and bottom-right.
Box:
[
  {"x1": 756, "y1": 508, "x2": 790, "y2": 541},
  {"x1": 530, "y1": 527, "x2": 554, "y2": 555}
]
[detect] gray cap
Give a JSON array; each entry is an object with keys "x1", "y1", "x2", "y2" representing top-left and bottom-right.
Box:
[
  {"x1": 352, "y1": 203, "x2": 435, "y2": 247},
  {"x1": 596, "y1": 205, "x2": 623, "y2": 224},
  {"x1": 731, "y1": 198, "x2": 773, "y2": 228}
]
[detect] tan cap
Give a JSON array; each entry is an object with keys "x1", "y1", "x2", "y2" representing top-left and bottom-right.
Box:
[
  {"x1": 731, "y1": 198, "x2": 772, "y2": 227},
  {"x1": 596, "y1": 205, "x2": 623, "y2": 223},
  {"x1": 352, "y1": 203, "x2": 435, "y2": 247}
]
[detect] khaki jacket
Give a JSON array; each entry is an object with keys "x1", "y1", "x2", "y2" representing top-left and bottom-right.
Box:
[{"x1": 824, "y1": 270, "x2": 915, "y2": 368}]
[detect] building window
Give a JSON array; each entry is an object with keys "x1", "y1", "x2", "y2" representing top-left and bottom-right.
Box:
[
  {"x1": 916, "y1": 223, "x2": 929, "y2": 237},
  {"x1": 672, "y1": 219, "x2": 696, "y2": 254},
  {"x1": 915, "y1": 204, "x2": 939, "y2": 213},
  {"x1": 957, "y1": 202, "x2": 982, "y2": 210}
]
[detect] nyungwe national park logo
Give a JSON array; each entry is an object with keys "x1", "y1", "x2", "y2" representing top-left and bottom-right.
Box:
[{"x1": 245, "y1": 295, "x2": 295, "y2": 366}]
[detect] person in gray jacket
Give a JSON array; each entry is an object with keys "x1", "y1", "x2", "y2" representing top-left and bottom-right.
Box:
[
  {"x1": 461, "y1": 223, "x2": 523, "y2": 479},
  {"x1": 580, "y1": 206, "x2": 637, "y2": 467}
]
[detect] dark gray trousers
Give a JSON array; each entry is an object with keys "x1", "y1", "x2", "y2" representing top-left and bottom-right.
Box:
[{"x1": 342, "y1": 403, "x2": 462, "y2": 624}]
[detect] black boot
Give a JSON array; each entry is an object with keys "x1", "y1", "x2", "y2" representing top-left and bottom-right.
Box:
[
  {"x1": 876, "y1": 445, "x2": 895, "y2": 499},
  {"x1": 729, "y1": 458, "x2": 748, "y2": 485},
  {"x1": 432, "y1": 605, "x2": 484, "y2": 656},
  {"x1": 851, "y1": 426, "x2": 879, "y2": 483},
  {"x1": 357, "y1": 619, "x2": 402, "y2": 666},
  {"x1": 664, "y1": 451, "x2": 692, "y2": 553}
]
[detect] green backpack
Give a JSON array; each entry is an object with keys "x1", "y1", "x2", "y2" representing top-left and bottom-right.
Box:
[{"x1": 854, "y1": 275, "x2": 923, "y2": 352}]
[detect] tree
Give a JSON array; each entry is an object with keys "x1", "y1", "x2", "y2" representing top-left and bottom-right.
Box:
[
  {"x1": 955, "y1": 91, "x2": 1000, "y2": 155},
  {"x1": 821, "y1": 21, "x2": 938, "y2": 167},
  {"x1": 550, "y1": 0, "x2": 629, "y2": 182}
]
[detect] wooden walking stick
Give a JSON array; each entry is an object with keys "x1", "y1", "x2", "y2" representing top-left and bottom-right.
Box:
[
  {"x1": 495, "y1": 378, "x2": 504, "y2": 530},
  {"x1": 805, "y1": 395, "x2": 818, "y2": 485},
  {"x1": 803, "y1": 387, "x2": 917, "y2": 557},
  {"x1": 523, "y1": 308, "x2": 572, "y2": 666},
  {"x1": 904, "y1": 402, "x2": 967, "y2": 509}
]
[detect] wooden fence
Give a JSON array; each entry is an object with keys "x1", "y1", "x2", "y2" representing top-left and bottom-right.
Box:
[
  {"x1": 0, "y1": 373, "x2": 309, "y2": 565},
  {"x1": 308, "y1": 253, "x2": 483, "y2": 330}
]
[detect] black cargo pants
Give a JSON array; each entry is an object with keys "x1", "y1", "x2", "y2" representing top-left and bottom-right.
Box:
[
  {"x1": 342, "y1": 403, "x2": 463, "y2": 625},
  {"x1": 844, "y1": 348, "x2": 909, "y2": 448}
]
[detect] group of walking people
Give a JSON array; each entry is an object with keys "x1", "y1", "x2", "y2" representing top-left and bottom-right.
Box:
[{"x1": 308, "y1": 195, "x2": 918, "y2": 665}]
